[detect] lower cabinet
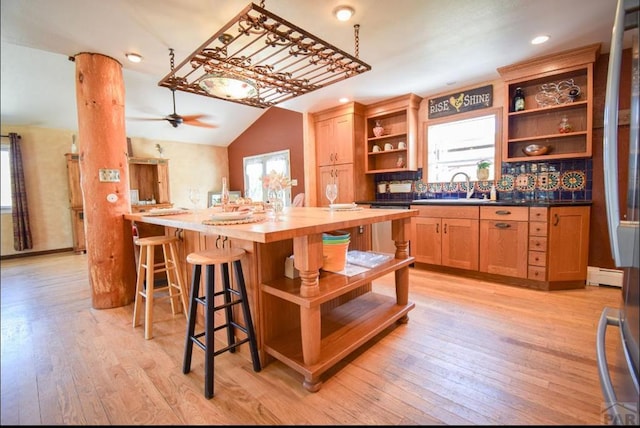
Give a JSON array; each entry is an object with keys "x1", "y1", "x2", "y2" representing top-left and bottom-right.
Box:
[
  {"x1": 410, "y1": 206, "x2": 479, "y2": 270},
  {"x1": 479, "y1": 206, "x2": 529, "y2": 278},
  {"x1": 70, "y1": 208, "x2": 86, "y2": 254},
  {"x1": 411, "y1": 203, "x2": 591, "y2": 290}
]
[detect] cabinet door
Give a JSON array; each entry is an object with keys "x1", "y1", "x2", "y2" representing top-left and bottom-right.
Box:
[
  {"x1": 479, "y1": 219, "x2": 528, "y2": 278},
  {"x1": 411, "y1": 217, "x2": 441, "y2": 264},
  {"x1": 442, "y1": 218, "x2": 479, "y2": 270},
  {"x1": 315, "y1": 118, "x2": 335, "y2": 166},
  {"x1": 332, "y1": 114, "x2": 354, "y2": 164},
  {"x1": 318, "y1": 164, "x2": 354, "y2": 205},
  {"x1": 66, "y1": 155, "x2": 83, "y2": 208},
  {"x1": 156, "y1": 163, "x2": 170, "y2": 204},
  {"x1": 547, "y1": 206, "x2": 590, "y2": 281}
]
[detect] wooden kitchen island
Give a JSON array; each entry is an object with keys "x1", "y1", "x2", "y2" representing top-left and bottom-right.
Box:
[{"x1": 125, "y1": 206, "x2": 416, "y2": 392}]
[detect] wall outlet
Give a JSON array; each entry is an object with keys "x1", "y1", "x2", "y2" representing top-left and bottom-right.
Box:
[
  {"x1": 99, "y1": 169, "x2": 120, "y2": 182},
  {"x1": 291, "y1": 179, "x2": 298, "y2": 186}
]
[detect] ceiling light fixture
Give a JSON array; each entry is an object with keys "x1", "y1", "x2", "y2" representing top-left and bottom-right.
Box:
[
  {"x1": 531, "y1": 35, "x2": 550, "y2": 45},
  {"x1": 334, "y1": 6, "x2": 355, "y2": 21},
  {"x1": 158, "y1": 0, "x2": 371, "y2": 109},
  {"x1": 125, "y1": 52, "x2": 143, "y2": 63}
]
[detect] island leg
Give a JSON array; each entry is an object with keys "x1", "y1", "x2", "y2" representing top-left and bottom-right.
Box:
[{"x1": 392, "y1": 219, "x2": 410, "y2": 322}]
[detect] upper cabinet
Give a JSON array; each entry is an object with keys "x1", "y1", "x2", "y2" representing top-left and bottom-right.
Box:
[
  {"x1": 128, "y1": 157, "x2": 173, "y2": 212},
  {"x1": 365, "y1": 94, "x2": 422, "y2": 173},
  {"x1": 497, "y1": 44, "x2": 600, "y2": 162},
  {"x1": 313, "y1": 102, "x2": 371, "y2": 204}
]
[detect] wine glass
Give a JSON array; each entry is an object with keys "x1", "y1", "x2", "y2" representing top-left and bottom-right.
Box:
[
  {"x1": 325, "y1": 183, "x2": 338, "y2": 206},
  {"x1": 188, "y1": 187, "x2": 201, "y2": 213}
]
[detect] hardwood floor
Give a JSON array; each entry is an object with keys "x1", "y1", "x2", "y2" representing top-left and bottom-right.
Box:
[{"x1": 0, "y1": 252, "x2": 625, "y2": 425}]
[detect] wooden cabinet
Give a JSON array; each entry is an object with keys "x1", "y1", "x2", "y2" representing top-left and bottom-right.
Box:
[
  {"x1": 365, "y1": 94, "x2": 421, "y2": 173},
  {"x1": 527, "y1": 206, "x2": 590, "y2": 286},
  {"x1": 479, "y1": 206, "x2": 529, "y2": 278},
  {"x1": 313, "y1": 102, "x2": 371, "y2": 205},
  {"x1": 65, "y1": 153, "x2": 86, "y2": 253},
  {"x1": 497, "y1": 44, "x2": 599, "y2": 161},
  {"x1": 410, "y1": 205, "x2": 479, "y2": 270},
  {"x1": 128, "y1": 157, "x2": 173, "y2": 212}
]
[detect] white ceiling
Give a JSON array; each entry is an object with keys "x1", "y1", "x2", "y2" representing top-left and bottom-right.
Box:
[{"x1": 0, "y1": 0, "x2": 619, "y2": 147}]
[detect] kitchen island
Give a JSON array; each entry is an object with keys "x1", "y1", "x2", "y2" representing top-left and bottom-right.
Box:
[{"x1": 124, "y1": 206, "x2": 417, "y2": 391}]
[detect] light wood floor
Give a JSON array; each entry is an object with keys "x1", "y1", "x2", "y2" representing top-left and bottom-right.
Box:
[{"x1": 0, "y1": 252, "x2": 625, "y2": 425}]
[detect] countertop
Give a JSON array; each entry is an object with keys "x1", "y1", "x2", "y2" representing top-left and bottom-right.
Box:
[{"x1": 358, "y1": 199, "x2": 593, "y2": 207}]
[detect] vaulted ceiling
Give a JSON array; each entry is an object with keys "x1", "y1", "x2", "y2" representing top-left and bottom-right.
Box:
[{"x1": 0, "y1": 0, "x2": 620, "y2": 146}]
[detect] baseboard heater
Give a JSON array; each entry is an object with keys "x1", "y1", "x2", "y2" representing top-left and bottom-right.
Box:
[{"x1": 587, "y1": 266, "x2": 623, "y2": 288}]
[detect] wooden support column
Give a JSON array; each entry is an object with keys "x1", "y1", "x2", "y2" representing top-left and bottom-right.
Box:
[{"x1": 74, "y1": 52, "x2": 136, "y2": 309}]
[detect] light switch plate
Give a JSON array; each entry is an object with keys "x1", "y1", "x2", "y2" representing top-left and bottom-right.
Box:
[{"x1": 99, "y1": 169, "x2": 120, "y2": 182}]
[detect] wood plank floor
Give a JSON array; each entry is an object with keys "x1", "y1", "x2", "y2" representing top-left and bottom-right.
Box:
[{"x1": 0, "y1": 252, "x2": 625, "y2": 425}]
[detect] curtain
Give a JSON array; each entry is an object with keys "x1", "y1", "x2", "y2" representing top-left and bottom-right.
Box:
[{"x1": 9, "y1": 133, "x2": 33, "y2": 251}]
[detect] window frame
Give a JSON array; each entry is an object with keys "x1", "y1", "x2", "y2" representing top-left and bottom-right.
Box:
[
  {"x1": 243, "y1": 149, "x2": 292, "y2": 205},
  {"x1": 424, "y1": 106, "x2": 503, "y2": 183}
]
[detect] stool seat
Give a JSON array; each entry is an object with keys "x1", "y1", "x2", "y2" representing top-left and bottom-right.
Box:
[
  {"x1": 186, "y1": 247, "x2": 245, "y2": 265},
  {"x1": 132, "y1": 234, "x2": 188, "y2": 340},
  {"x1": 183, "y1": 246, "x2": 261, "y2": 399}
]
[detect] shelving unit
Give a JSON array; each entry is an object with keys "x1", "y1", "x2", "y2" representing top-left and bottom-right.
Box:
[
  {"x1": 365, "y1": 93, "x2": 421, "y2": 173},
  {"x1": 497, "y1": 44, "x2": 600, "y2": 162},
  {"x1": 260, "y1": 255, "x2": 415, "y2": 389}
]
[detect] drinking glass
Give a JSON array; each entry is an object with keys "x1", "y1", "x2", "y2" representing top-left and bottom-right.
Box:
[
  {"x1": 189, "y1": 187, "x2": 201, "y2": 212},
  {"x1": 325, "y1": 183, "x2": 338, "y2": 206}
]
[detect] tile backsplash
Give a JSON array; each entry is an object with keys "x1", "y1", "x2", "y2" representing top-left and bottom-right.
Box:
[{"x1": 375, "y1": 159, "x2": 592, "y2": 202}]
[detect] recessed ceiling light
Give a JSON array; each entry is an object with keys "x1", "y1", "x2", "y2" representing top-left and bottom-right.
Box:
[
  {"x1": 531, "y1": 35, "x2": 550, "y2": 45},
  {"x1": 126, "y1": 53, "x2": 143, "y2": 63},
  {"x1": 333, "y1": 6, "x2": 355, "y2": 22}
]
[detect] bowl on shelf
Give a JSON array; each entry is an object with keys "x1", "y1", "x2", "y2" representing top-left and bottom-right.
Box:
[{"x1": 522, "y1": 144, "x2": 551, "y2": 156}]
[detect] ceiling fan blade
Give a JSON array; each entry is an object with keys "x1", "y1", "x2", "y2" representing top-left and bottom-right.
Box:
[
  {"x1": 182, "y1": 114, "x2": 217, "y2": 128},
  {"x1": 127, "y1": 117, "x2": 169, "y2": 122},
  {"x1": 183, "y1": 119, "x2": 218, "y2": 129}
]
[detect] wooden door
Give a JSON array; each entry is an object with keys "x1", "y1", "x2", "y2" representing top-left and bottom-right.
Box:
[
  {"x1": 315, "y1": 118, "x2": 334, "y2": 166},
  {"x1": 332, "y1": 113, "x2": 354, "y2": 165},
  {"x1": 442, "y1": 218, "x2": 479, "y2": 270},
  {"x1": 318, "y1": 164, "x2": 354, "y2": 205},
  {"x1": 411, "y1": 217, "x2": 441, "y2": 264},
  {"x1": 156, "y1": 162, "x2": 170, "y2": 204},
  {"x1": 65, "y1": 154, "x2": 83, "y2": 208},
  {"x1": 479, "y1": 219, "x2": 528, "y2": 278},
  {"x1": 547, "y1": 206, "x2": 590, "y2": 281}
]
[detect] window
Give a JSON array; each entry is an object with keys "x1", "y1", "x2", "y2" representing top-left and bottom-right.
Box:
[
  {"x1": 426, "y1": 108, "x2": 501, "y2": 183},
  {"x1": 243, "y1": 149, "x2": 291, "y2": 205},
  {"x1": 1, "y1": 145, "x2": 11, "y2": 209}
]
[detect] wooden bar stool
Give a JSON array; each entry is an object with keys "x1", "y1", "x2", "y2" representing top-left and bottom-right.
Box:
[
  {"x1": 183, "y1": 246, "x2": 261, "y2": 399},
  {"x1": 132, "y1": 235, "x2": 188, "y2": 340}
]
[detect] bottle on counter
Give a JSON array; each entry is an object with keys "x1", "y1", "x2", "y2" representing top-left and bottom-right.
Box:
[
  {"x1": 221, "y1": 177, "x2": 230, "y2": 209},
  {"x1": 513, "y1": 87, "x2": 525, "y2": 112},
  {"x1": 490, "y1": 184, "x2": 497, "y2": 201}
]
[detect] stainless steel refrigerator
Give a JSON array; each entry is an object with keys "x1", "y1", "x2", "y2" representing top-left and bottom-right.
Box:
[{"x1": 598, "y1": 0, "x2": 640, "y2": 425}]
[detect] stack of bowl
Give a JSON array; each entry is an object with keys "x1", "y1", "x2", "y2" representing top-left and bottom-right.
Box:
[{"x1": 322, "y1": 230, "x2": 350, "y2": 272}]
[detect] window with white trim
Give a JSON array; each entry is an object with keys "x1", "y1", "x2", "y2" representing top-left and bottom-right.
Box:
[{"x1": 243, "y1": 149, "x2": 291, "y2": 204}]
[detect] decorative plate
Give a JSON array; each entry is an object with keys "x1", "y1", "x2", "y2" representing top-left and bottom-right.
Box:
[
  {"x1": 415, "y1": 181, "x2": 427, "y2": 193},
  {"x1": 537, "y1": 172, "x2": 560, "y2": 191},
  {"x1": 427, "y1": 183, "x2": 442, "y2": 193},
  {"x1": 475, "y1": 181, "x2": 493, "y2": 192},
  {"x1": 561, "y1": 171, "x2": 586, "y2": 190},
  {"x1": 441, "y1": 182, "x2": 458, "y2": 193},
  {"x1": 497, "y1": 174, "x2": 515, "y2": 191}
]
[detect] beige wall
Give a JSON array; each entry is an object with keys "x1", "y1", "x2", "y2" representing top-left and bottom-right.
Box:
[{"x1": 0, "y1": 125, "x2": 227, "y2": 257}]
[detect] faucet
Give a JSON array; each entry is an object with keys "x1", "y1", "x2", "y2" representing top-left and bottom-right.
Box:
[{"x1": 450, "y1": 171, "x2": 474, "y2": 199}]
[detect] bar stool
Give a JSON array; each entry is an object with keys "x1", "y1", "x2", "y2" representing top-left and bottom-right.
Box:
[
  {"x1": 183, "y1": 246, "x2": 261, "y2": 399},
  {"x1": 132, "y1": 235, "x2": 188, "y2": 340}
]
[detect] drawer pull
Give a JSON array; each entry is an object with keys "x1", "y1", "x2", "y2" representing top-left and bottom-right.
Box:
[
  {"x1": 436, "y1": 223, "x2": 439, "y2": 234},
  {"x1": 495, "y1": 222, "x2": 511, "y2": 229},
  {"x1": 553, "y1": 213, "x2": 560, "y2": 226},
  {"x1": 495, "y1": 210, "x2": 512, "y2": 215}
]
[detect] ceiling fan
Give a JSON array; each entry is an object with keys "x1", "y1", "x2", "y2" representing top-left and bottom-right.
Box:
[{"x1": 129, "y1": 48, "x2": 217, "y2": 129}]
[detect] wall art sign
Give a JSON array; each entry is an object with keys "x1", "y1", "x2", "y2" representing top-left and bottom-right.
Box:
[{"x1": 428, "y1": 84, "x2": 493, "y2": 119}]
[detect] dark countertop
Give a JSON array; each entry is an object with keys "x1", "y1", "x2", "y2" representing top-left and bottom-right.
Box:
[{"x1": 357, "y1": 199, "x2": 593, "y2": 207}]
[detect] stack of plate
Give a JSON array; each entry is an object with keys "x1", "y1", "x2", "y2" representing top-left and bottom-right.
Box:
[{"x1": 209, "y1": 210, "x2": 253, "y2": 222}]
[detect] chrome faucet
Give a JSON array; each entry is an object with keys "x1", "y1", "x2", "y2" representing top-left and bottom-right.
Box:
[{"x1": 450, "y1": 171, "x2": 474, "y2": 199}]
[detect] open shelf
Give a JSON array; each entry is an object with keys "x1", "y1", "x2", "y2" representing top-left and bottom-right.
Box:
[{"x1": 264, "y1": 292, "x2": 415, "y2": 379}]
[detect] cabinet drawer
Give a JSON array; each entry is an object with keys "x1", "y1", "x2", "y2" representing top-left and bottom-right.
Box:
[
  {"x1": 529, "y1": 207, "x2": 548, "y2": 222},
  {"x1": 528, "y1": 250, "x2": 547, "y2": 267},
  {"x1": 412, "y1": 205, "x2": 479, "y2": 219},
  {"x1": 528, "y1": 266, "x2": 547, "y2": 281},
  {"x1": 480, "y1": 206, "x2": 528, "y2": 221},
  {"x1": 529, "y1": 221, "x2": 548, "y2": 237},
  {"x1": 529, "y1": 236, "x2": 548, "y2": 251}
]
